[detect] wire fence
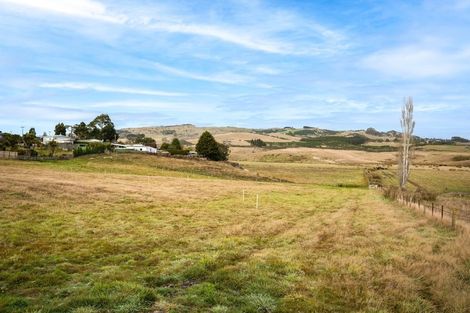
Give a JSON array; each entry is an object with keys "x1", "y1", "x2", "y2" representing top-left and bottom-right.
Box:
[{"x1": 385, "y1": 190, "x2": 470, "y2": 227}]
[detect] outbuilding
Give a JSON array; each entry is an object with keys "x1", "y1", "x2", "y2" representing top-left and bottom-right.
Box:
[{"x1": 112, "y1": 143, "x2": 158, "y2": 154}]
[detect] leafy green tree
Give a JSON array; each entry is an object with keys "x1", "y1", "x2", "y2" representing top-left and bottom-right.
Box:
[
  {"x1": 169, "y1": 138, "x2": 182, "y2": 150},
  {"x1": 74, "y1": 122, "x2": 90, "y2": 139},
  {"x1": 139, "y1": 137, "x2": 156, "y2": 148},
  {"x1": 48, "y1": 140, "x2": 58, "y2": 157},
  {"x1": 23, "y1": 128, "x2": 39, "y2": 148},
  {"x1": 2, "y1": 133, "x2": 21, "y2": 149},
  {"x1": 101, "y1": 124, "x2": 118, "y2": 142},
  {"x1": 196, "y1": 131, "x2": 228, "y2": 161},
  {"x1": 128, "y1": 133, "x2": 156, "y2": 147},
  {"x1": 164, "y1": 137, "x2": 188, "y2": 155},
  {"x1": 88, "y1": 114, "x2": 118, "y2": 141},
  {"x1": 217, "y1": 143, "x2": 230, "y2": 161},
  {"x1": 28, "y1": 128, "x2": 36, "y2": 137},
  {"x1": 54, "y1": 122, "x2": 66, "y2": 135}
]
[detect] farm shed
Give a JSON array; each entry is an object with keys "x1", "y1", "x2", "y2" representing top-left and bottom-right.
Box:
[{"x1": 112, "y1": 143, "x2": 158, "y2": 154}]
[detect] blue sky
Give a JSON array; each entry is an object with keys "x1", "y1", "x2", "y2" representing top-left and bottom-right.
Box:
[{"x1": 0, "y1": 0, "x2": 469, "y2": 138}]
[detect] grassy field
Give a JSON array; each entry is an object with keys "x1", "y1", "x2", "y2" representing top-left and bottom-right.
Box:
[
  {"x1": 230, "y1": 145, "x2": 470, "y2": 167},
  {"x1": 240, "y1": 162, "x2": 366, "y2": 186},
  {"x1": 1, "y1": 154, "x2": 470, "y2": 313},
  {"x1": 376, "y1": 167, "x2": 470, "y2": 195}
]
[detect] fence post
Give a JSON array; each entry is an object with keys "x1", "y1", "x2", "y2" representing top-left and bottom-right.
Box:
[
  {"x1": 451, "y1": 208, "x2": 456, "y2": 228},
  {"x1": 256, "y1": 194, "x2": 259, "y2": 209},
  {"x1": 441, "y1": 205, "x2": 444, "y2": 220},
  {"x1": 242, "y1": 190, "x2": 245, "y2": 202},
  {"x1": 431, "y1": 202, "x2": 434, "y2": 216}
]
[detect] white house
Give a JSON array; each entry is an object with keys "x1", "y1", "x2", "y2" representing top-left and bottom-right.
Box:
[
  {"x1": 42, "y1": 135, "x2": 74, "y2": 145},
  {"x1": 112, "y1": 143, "x2": 158, "y2": 154},
  {"x1": 42, "y1": 135, "x2": 75, "y2": 150}
]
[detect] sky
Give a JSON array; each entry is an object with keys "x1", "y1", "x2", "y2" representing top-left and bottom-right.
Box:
[{"x1": 0, "y1": 0, "x2": 469, "y2": 138}]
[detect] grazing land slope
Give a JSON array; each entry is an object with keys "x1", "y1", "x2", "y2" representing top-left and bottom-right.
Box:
[{"x1": 1, "y1": 154, "x2": 469, "y2": 313}]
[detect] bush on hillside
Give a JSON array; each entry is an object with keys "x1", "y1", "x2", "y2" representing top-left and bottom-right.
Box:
[{"x1": 249, "y1": 138, "x2": 266, "y2": 147}]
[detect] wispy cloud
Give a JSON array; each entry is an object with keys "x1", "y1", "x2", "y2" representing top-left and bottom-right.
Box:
[
  {"x1": 86, "y1": 100, "x2": 216, "y2": 112},
  {"x1": 0, "y1": 0, "x2": 126, "y2": 23},
  {"x1": 1, "y1": 0, "x2": 469, "y2": 138},
  {"x1": 362, "y1": 45, "x2": 470, "y2": 78},
  {"x1": 0, "y1": 0, "x2": 346, "y2": 56},
  {"x1": 152, "y1": 62, "x2": 250, "y2": 85},
  {"x1": 253, "y1": 66, "x2": 281, "y2": 75},
  {"x1": 39, "y1": 82, "x2": 186, "y2": 96}
]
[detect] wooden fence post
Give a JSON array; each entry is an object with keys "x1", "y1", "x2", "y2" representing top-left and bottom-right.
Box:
[
  {"x1": 441, "y1": 205, "x2": 444, "y2": 220},
  {"x1": 451, "y1": 208, "x2": 456, "y2": 228},
  {"x1": 431, "y1": 202, "x2": 434, "y2": 216}
]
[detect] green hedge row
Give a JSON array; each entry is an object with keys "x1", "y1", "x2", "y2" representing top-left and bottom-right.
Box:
[{"x1": 73, "y1": 143, "x2": 111, "y2": 157}]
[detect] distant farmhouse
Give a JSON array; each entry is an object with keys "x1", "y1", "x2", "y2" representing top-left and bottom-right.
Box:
[
  {"x1": 42, "y1": 135, "x2": 158, "y2": 155},
  {"x1": 42, "y1": 135, "x2": 74, "y2": 150},
  {"x1": 112, "y1": 143, "x2": 158, "y2": 154}
]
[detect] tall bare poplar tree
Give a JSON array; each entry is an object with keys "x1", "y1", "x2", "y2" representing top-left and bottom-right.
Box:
[{"x1": 398, "y1": 97, "x2": 415, "y2": 189}]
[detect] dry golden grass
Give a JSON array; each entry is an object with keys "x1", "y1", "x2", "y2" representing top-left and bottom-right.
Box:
[
  {"x1": 186, "y1": 132, "x2": 300, "y2": 146},
  {"x1": 1, "y1": 156, "x2": 469, "y2": 312},
  {"x1": 240, "y1": 161, "x2": 366, "y2": 186},
  {"x1": 230, "y1": 147, "x2": 397, "y2": 164},
  {"x1": 230, "y1": 146, "x2": 470, "y2": 168}
]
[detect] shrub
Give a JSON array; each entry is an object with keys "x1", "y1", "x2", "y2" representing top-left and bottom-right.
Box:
[
  {"x1": 161, "y1": 138, "x2": 189, "y2": 155},
  {"x1": 452, "y1": 155, "x2": 470, "y2": 161},
  {"x1": 170, "y1": 138, "x2": 182, "y2": 151},
  {"x1": 73, "y1": 143, "x2": 110, "y2": 157},
  {"x1": 414, "y1": 187, "x2": 437, "y2": 202},
  {"x1": 249, "y1": 139, "x2": 267, "y2": 147}
]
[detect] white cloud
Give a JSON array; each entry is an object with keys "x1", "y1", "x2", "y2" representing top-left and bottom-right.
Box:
[
  {"x1": 362, "y1": 45, "x2": 470, "y2": 78},
  {"x1": 0, "y1": 0, "x2": 126, "y2": 23},
  {"x1": 415, "y1": 103, "x2": 459, "y2": 112},
  {"x1": 0, "y1": 0, "x2": 346, "y2": 55},
  {"x1": 153, "y1": 62, "x2": 250, "y2": 85},
  {"x1": 145, "y1": 21, "x2": 288, "y2": 54},
  {"x1": 253, "y1": 66, "x2": 280, "y2": 75},
  {"x1": 39, "y1": 82, "x2": 186, "y2": 96},
  {"x1": 86, "y1": 100, "x2": 216, "y2": 112}
]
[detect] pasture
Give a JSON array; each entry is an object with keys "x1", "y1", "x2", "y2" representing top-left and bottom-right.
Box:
[{"x1": 1, "y1": 153, "x2": 470, "y2": 313}]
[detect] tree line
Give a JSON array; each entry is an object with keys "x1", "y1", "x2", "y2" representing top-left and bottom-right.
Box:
[{"x1": 61, "y1": 114, "x2": 118, "y2": 142}]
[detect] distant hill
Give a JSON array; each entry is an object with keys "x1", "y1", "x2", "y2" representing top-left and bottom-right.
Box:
[
  {"x1": 118, "y1": 124, "x2": 404, "y2": 147},
  {"x1": 118, "y1": 124, "x2": 470, "y2": 150}
]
